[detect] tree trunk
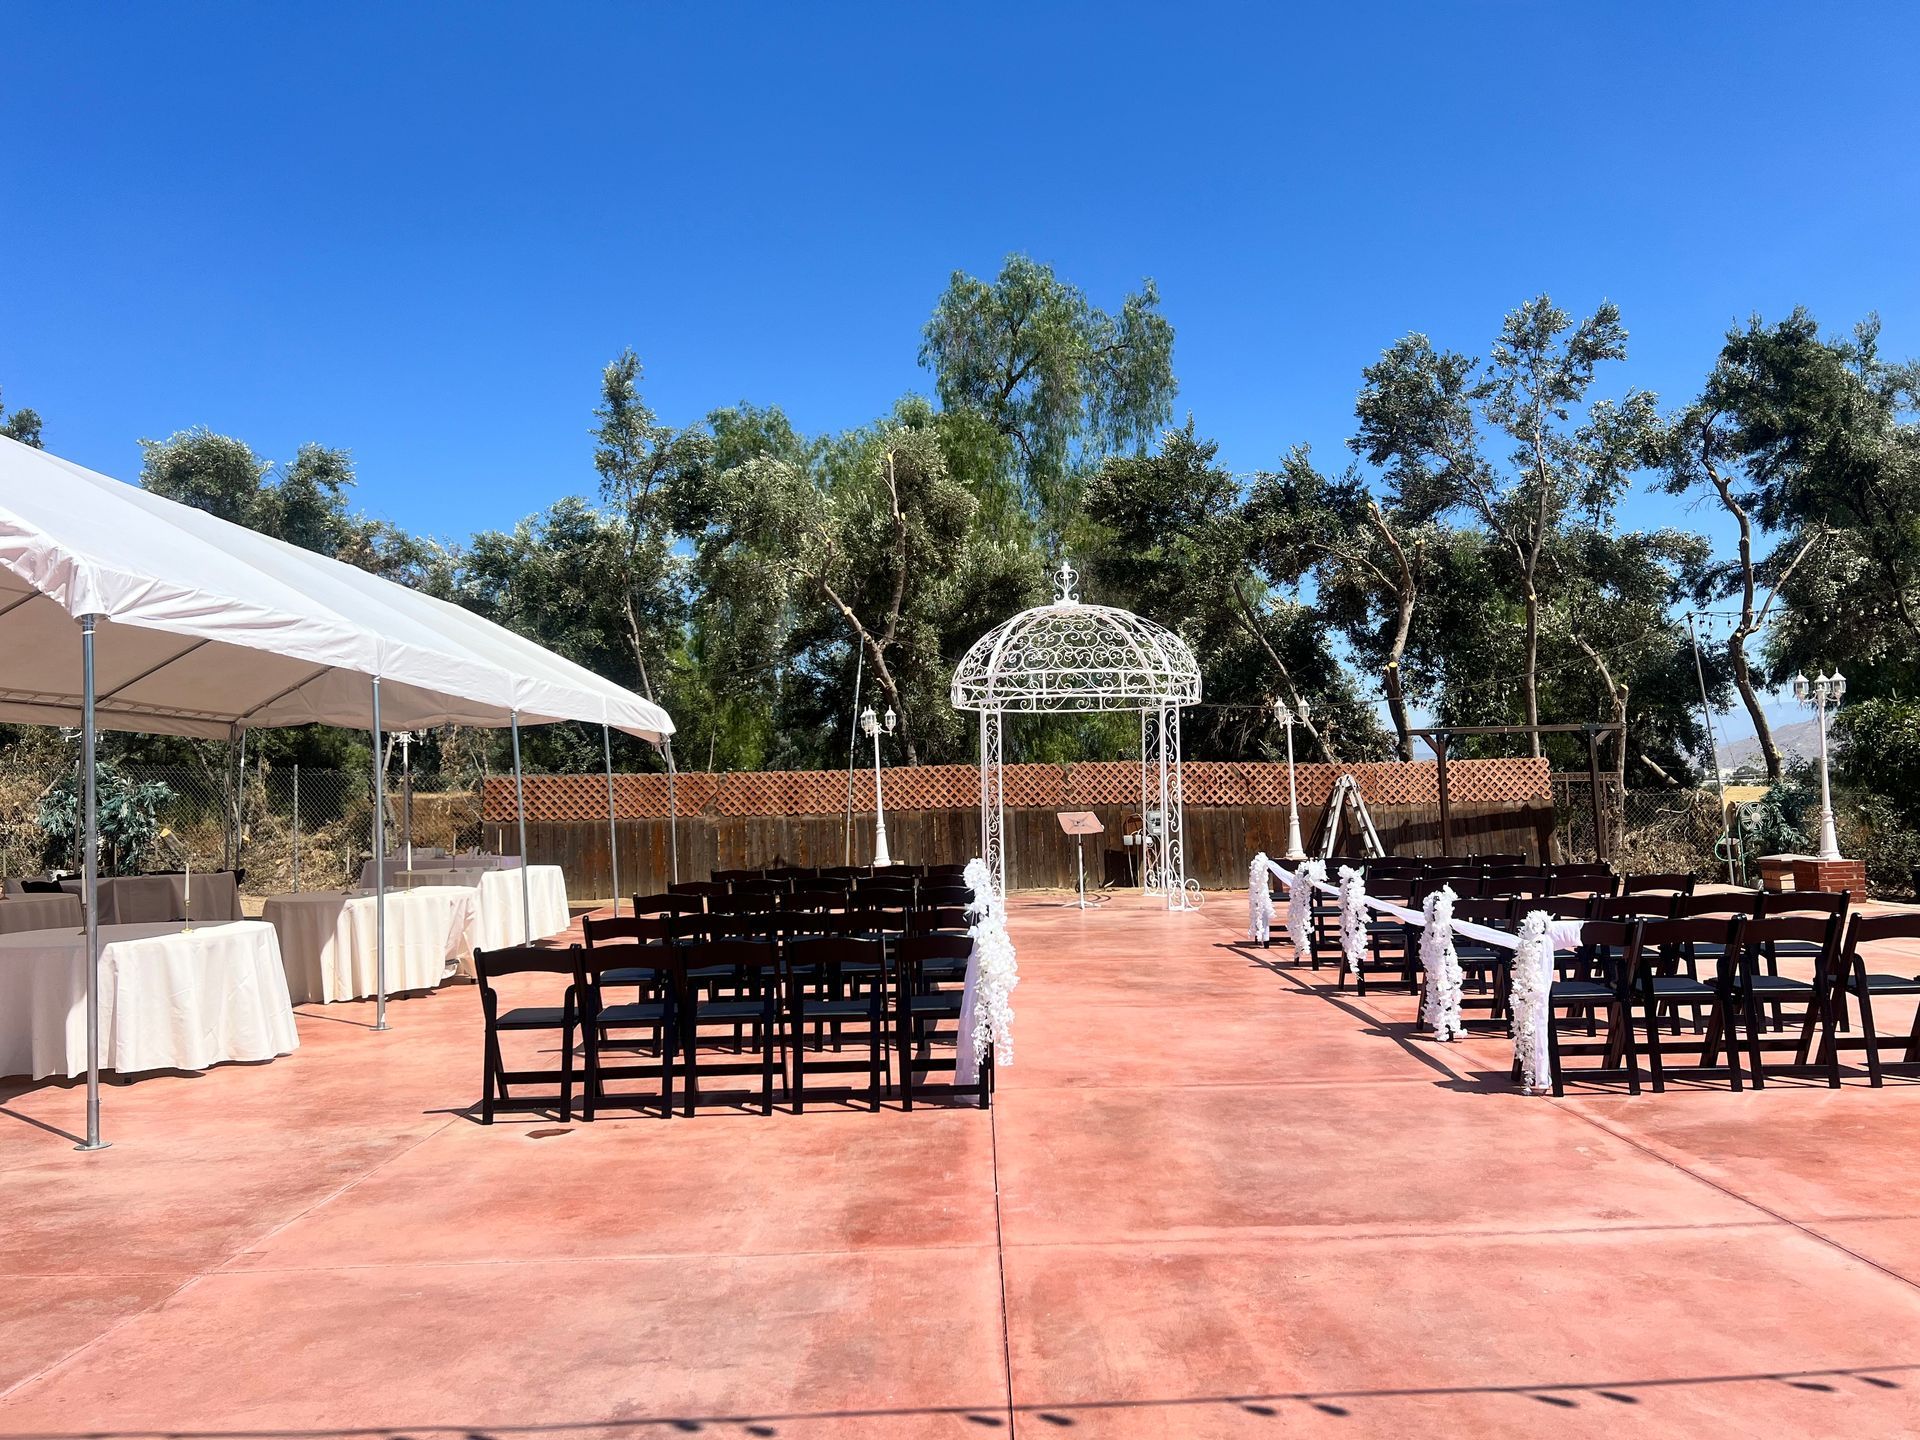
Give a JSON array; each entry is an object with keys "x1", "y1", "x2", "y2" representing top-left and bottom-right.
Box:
[
  {"x1": 1522, "y1": 580, "x2": 1542, "y2": 757},
  {"x1": 1727, "y1": 638, "x2": 1779, "y2": 782}
]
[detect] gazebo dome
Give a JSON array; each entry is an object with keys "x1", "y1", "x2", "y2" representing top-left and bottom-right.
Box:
[{"x1": 950, "y1": 561, "x2": 1202, "y2": 714}]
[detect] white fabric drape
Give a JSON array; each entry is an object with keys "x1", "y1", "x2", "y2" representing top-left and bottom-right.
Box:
[
  {"x1": 1507, "y1": 911, "x2": 1558, "y2": 1092},
  {"x1": 1336, "y1": 866, "x2": 1369, "y2": 975},
  {"x1": 1248, "y1": 853, "x2": 1274, "y2": 943},
  {"x1": 265, "y1": 888, "x2": 479, "y2": 1004},
  {"x1": 955, "y1": 857, "x2": 1018, "y2": 1086},
  {"x1": 1417, "y1": 886, "x2": 1466, "y2": 1041}
]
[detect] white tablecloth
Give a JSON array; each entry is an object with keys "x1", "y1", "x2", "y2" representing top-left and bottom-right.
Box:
[
  {"x1": 0, "y1": 921, "x2": 299, "y2": 1080},
  {"x1": 398, "y1": 865, "x2": 569, "y2": 964},
  {"x1": 264, "y1": 887, "x2": 481, "y2": 1004},
  {"x1": 0, "y1": 894, "x2": 83, "y2": 934},
  {"x1": 9, "y1": 873, "x2": 245, "y2": 925},
  {"x1": 358, "y1": 853, "x2": 521, "y2": 888}
]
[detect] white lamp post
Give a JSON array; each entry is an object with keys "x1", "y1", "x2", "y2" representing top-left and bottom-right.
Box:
[
  {"x1": 860, "y1": 703, "x2": 897, "y2": 867},
  {"x1": 1791, "y1": 669, "x2": 1846, "y2": 862},
  {"x1": 394, "y1": 730, "x2": 416, "y2": 873},
  {"x1": 1274, "y1": 695, "x2": 1308, "y2": 861}
]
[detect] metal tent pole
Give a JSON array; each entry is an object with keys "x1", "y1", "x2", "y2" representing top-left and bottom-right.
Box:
[
  {"x1": 602, "y1": 721, "x2": 621, "y2": 918},
  {"x1": 77, "y1": 615, "x2": 108, "y2": 1152},
  {"x1": 291, "y1": 763, "x2": 301, "y2": 892},
  {"x1": 371, "y1": 677, "x2": 389, "y2": 1031},
  {"x1": 401, "y1": 732, "x2": 414, "y2": 873},
  {"x1": 511, "y1": 710, "x2": 533, "y2": 941}
]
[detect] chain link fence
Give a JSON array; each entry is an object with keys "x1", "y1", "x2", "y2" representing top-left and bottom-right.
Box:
[
  {"x1": 0, "y1": 742, "x2": 483, "y2": 899},
  {"x1": 1552, "y1": 775, "x2": 1743, "y2": 880}
]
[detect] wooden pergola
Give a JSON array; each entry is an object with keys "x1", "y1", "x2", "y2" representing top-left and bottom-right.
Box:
[{"x1": 1409, "y1": 722, "x2": 1625, "y2": 861}]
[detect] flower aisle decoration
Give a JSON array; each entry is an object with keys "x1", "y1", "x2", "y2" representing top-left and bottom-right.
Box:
[
  {"x1": 1248, "y1": 852, "x2": 1274, "y2": 943},
  {"x1": 1418, "y1": 885, "x2": 1466, "y2": 1041},
  {"x1": 1508, "y1": 910, "x2": 1556, "y2": 1092},
  {"x1": 1337, "y1": 865, "x2": 1369, "y2": 975},
  {"x1": 1290, "y1": 858, "x2": 1324, "y2": 958},
  {"x1": 962, "y1": 856, "x2": 1018, "y2": 1070}
]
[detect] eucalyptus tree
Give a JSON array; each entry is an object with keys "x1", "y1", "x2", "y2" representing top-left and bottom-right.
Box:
[
  {"x1": 1084, "y1": 421, "x2": 1382, "y2": 763},
  {"x1": 1450, "y1": 298, "x2": 1662, "y2": 756},
  {"x1": 920, "y1": 253, "x2": 1176, "y2": 545},
  {"x1": 592, "y1": 350, "x2": 713, "y2": 706}
]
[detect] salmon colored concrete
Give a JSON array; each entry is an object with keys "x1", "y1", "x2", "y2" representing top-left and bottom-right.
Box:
[{"x1": 5, "y1": 893, "x2": 1920, "y2": 1438}]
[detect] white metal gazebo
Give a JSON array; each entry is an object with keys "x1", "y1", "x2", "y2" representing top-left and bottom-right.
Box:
[{"x1": 951, "y1": 561, "x2": 1202, "y2": 909}]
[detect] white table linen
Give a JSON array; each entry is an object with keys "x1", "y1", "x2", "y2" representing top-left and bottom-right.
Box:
[
  {"x1": 0, "y1": 893, "x2": 83, "y2": 934},
  {"x1": 264, "y1": 887, "x2": 480, "y2": 1004},
  {"x1": 0, "y1": 921, "x2": 299, "y2": 1080},
  {"x1": 398, "y1": 865, "x2": 569, "y2": 963},
  {"x1": 358, "y1": 853, "x2": 522, "y2": 888}
]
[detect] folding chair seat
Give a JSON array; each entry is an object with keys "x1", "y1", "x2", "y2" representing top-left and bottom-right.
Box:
[
  {"x1": 475, "y1": 945, "x2": 588, "y2": 1124},
  {"x1": 786, "y1": 937, "x2": 889, "y2": 1112},
  {"x1": 895, "y1": 934, "x2": 990, "y2": 1109}
]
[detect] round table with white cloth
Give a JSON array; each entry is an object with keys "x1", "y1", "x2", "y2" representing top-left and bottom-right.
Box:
[
  {"x1": 397, "y1": 865, "x2": 569, "y2": 965},
  {"x1": 3, "y1": 873, "x2": 245, "y2": 925},
  {"x1": 0, "y1": 920, "x2": 300, "y2": 1081},
  {"x1": 264, "y1": 887, "x2": 481, "y2": 1004},
  {"x1": 358, "y1": 854, "x2": 521, "y2": 889},
  {"x1": 0, "y1": 893, "x2": 84, "y2": 934}
]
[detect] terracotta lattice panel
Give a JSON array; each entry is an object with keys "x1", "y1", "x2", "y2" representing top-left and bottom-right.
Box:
[{"x1": 484, "y1": 756, "x2": 1550, "y2": 822}]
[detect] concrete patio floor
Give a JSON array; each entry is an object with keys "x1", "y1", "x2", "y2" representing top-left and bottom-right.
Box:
[{"x1": 5, "y1": 893, "x2": 1920, "y2": 1438}]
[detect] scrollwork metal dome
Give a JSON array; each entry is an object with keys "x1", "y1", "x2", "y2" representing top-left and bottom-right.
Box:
[{"x1": 950, "y1": 561, "x2": 1201, "y2": 714}]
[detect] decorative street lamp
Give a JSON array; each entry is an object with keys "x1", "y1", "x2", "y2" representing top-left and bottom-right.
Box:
[
  {"x1": 1791, "y1": 669, "x2": 1846, "y2": 861},
  {"x1": 860, "y1": 703, "x2": 897, "y2": 867},
  {"x1": 394, "y1": 730, "x2": 416, "y2": 872},
  {"x1": 1274, "y1": 695, "x2": 1309, "y2": 861}
]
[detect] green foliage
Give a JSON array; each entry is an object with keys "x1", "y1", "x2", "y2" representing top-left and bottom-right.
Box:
[
  {"x1": 921, "y1": 254, "x2": 1175, "y2": 543},
  {"x1": 36, "y1": 760, "x2": 176, "y2": 874},
  {"x1": 0, "y1": 384, "x2": 43, "y2": 448},
  {"x1": 1835, "y1": 697, "x2": 1920, "y2": 817}
]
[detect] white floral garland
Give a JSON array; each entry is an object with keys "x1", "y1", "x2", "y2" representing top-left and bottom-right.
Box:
[
  {"x1": 1418, "y1": 885, "x2": 1466, "y2": 1041},
  {"x1": 962, "y1": 857, "x2": 1018, "y2": 1067},
  {"x1": 1289, "y1": 858, "x2": 1323, "y2": 957},
  {"x1": 1248, "y1": 852, "x2": 1275, "y2": 942},
  {"x1": 1336, "y1": 865, "x2": 1369, "y2": 975},
  {"x1": 1507, "y1": 910, "x2": 1556, "y2": 1092}
]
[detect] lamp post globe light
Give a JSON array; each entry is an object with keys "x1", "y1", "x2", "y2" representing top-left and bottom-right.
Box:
[
  {"x1": 860, "y1": 703, "x2": 897, "y2": 867},
  {"x1": 1791, "y1": 669, "x2": 1846, "y2": 862},
  {"x1": 1274, "y1": 695, "x2": 1308, "y2": 861}
]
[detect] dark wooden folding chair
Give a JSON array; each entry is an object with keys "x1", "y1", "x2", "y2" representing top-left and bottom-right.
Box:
[
  {"x1": 1342, "y1": 876, "x2": 1418, "y2": 995},
  {"x1": 1551, "y1": 864, "x2": 1619, "y2": 897},
  {"x1": 1818, "y1": 912, "x2": 1920, "y2": 1085},
  {"x1": 1633, "y1": 917, "x2": 1746, "y2": 1091},
  {"x1": 1726, "y1": 913, "x2": 1845, "y2": 1087},
  {"x1": 580, "y1": 941, "x2": 683, "y2": 1118},
  {"x1": 678, "y1": 939, "x2": 786, "y2": 1115},
  {"x1": 786, "y1": 936, "x2": 889, "y2": 1112},
  {"x1": 475, "y1": 944, "x2": 587, "y2": 1124},
  {"x1": 1623, "y1": 871, "x2": 1696, "y2": 898},
  {"x1": 895, "y1": 933, "x2": 990, "y2": 1109},
  {"x1": 631, "y1": 891, "x2": 707, "y2": 916}
]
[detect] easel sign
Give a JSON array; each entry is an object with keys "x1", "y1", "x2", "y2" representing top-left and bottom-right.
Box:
[{"x1": 1056, "y1": 811, "x2": 1107, "y2": 909}]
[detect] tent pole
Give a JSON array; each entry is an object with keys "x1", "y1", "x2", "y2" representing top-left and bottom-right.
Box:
[
  {"x1": 602, "y1": 721, "x2": 620, "y2": 918},
  {"x1": 233, "y1": 727, "x2": 247, "y2": 880},
  {"x1": 76, "y1": 615, "x2": 108, "y2": 1152},
  {"x1": 291, "y1": 763, "x2": 301, "y2": 892},
  {"x1": 371, "y1": 677, "x2": 388, "y2": 1032},
  {"x1": 664, "y1": 740, "x2": 679, "y2": 885},
  {"x1": 511, "y1": 710, "x2": 533, "y2": 941}
]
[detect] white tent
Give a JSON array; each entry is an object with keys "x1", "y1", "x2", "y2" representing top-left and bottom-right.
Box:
[{"x1": 0, "y1": 436, "x2": 676, "y2": 1147}]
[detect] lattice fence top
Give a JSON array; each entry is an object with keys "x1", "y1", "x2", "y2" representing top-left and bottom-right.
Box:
[{"x1": 484, "y1": 757, "x2": 1550, "y2": 822}]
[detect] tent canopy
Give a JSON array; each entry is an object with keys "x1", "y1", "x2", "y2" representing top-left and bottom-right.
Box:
[{"x1": 0, "y1": 436, "x2": 674, "y2": 741}]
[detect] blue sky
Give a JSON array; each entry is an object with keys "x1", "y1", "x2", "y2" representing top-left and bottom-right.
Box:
[{"x1": 4, "y1": 1, "x2": 1916, "y2": 584}]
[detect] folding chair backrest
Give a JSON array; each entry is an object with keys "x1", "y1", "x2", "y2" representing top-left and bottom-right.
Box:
[
  {"x1": 584, "y1": 914, "x2": 673, "y2": 947},
  {"x1": 1623, "y1": 871, "x2": 1696, "y2": 896},
  {"x1": 914, "y1": 905, "x2": 971, "y2": 934},
  {"x1": 713, "y1": 869, "x2": 762, "y2": 884},
  {"x1": 668, "y1": 880, "x2": 726, "y2": 898},
  {"x1": 1673, "y1": 890, "x2": 1761, "y2": 918},
  {"x1": 1735, "y1": 913, "x2": 1841, "y2": 965},
  {"x1": 1639, "y1": 916, "x2": 1738, "y2": 950},
  {"x1": 786, "y1": 935, "x2": 885, "y2": 977},
  {"x1": 475, "y1": 945, "x2": 584, "y2": 1006},
  {"x1": 1592, "y1": 892, "x2": 1675, "y2": 922},
  {"x1": 709, "y1": 891, "x2": 777, "y2": 915},
  {"x1": 784, "y1": 889, "x2": 846, "y2": 913},
  {"x1": 631, "y1": 892, "x2": 705, "y2": 916},
  {"x1": 1476, "y1": 853, "x2": 1524, "y2": 869},
  {"x1": 846, "y1": 903, "x2": 910, "y2": 935},
  {"x1": 1530, "y1": 895, "x2": 1595, "y2": 920},
  {"x1": 1450, "y1": 895, "x2": 1516, "y2": 927},
  {"x1": 918, "y1": 885, "x2": 973, "y2": 907},
  {"x1": 898, "y1": 932, "x2": 972, "y2": 986},
  {"x1": 1368, "y1": 876, "x2": 1417, "y2": 902},
  {"x1": 706, "y1": 910, "x2": 780, "y2": 941},
  {"x1": 1757, "y1": 888, "x2": 1850, "y2": 919},
  {"x1": 685, "y1": 938, "x2": 781, "y2": 976},
  {"x1": 1844, "y1": 910, "x2": 1920, "y2": 955}
]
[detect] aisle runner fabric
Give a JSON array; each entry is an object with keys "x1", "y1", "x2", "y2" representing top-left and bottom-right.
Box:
[
  {"x1": 954, "y1": 858, "x2": 1018, "y2": 1087},
  {"x1": 1255, "y1": 855, "x2": 1581, "y2": 1093}
]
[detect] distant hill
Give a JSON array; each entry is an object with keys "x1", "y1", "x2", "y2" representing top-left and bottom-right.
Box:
[{"x1": 1719, "y1": 717, "x2": 1823, "y2": 773}]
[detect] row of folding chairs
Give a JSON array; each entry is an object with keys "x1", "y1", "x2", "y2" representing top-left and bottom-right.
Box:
[
  {"x1": 669, "y1": 873, "x2": 965, "y2": 905},
  {"x1": 475, "y1": 924, "x2": 991, "y2": 1122},
  {"x1": 1527, "y1": 908, "x2": 1920, "y2": 1094},
  {"x1": 641, "y1": 881, "x2": 974, "y2": 918},
  {"x1": 709, "y1": 863, "x2": 969, "y2": 887}
]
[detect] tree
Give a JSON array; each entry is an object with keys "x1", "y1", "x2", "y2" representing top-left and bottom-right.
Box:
[
  {"x1": 1455, "y1": 298, "x2": 1661, "y2": 756},
  {"x1": 1659, "y1": 326, "x2": 1832, "y2": 781},
  {"x1": 139, "y1": 428, "x2": 274, "y2": 525},
  {"x1": 1085, "y1": 422, "x2": 1383, "y2": 762},
  {"x1": 920, "y1": 254, "x2": 1176, "y2": 543},
  {"x1": 591, "y1": 351, "x2": 713, "y2": 705},
  {"x1": 0, "y1": 385, "x2": 42, "y2": 448}
]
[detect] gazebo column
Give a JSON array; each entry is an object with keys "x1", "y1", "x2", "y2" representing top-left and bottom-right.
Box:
[
  {"x1": 1165, "y1": 704, "x2": 1194, "y2": 911},
  {"x1": 979, "y1": 708, "x2": 1005, "y2": 897}
]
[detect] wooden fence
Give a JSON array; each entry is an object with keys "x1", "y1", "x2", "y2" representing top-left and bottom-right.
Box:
[{"x1": 493, "y1": 799, "x2": 1554, "y2": 900}]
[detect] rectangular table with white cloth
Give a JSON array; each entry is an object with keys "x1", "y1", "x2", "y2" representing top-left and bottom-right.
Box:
[
  {"x1": 396, "y1": 864, "x2": 569, "y2": 964},
  {"x1": 264, "y1": 886, "x2": 482, "y2": 1004},
  {"x1": 0, "y1": 920, "x2": 300, "y2": 1081},
  {"x1": 0, "y1": 893, "x2": 83, "y2": 934}
]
